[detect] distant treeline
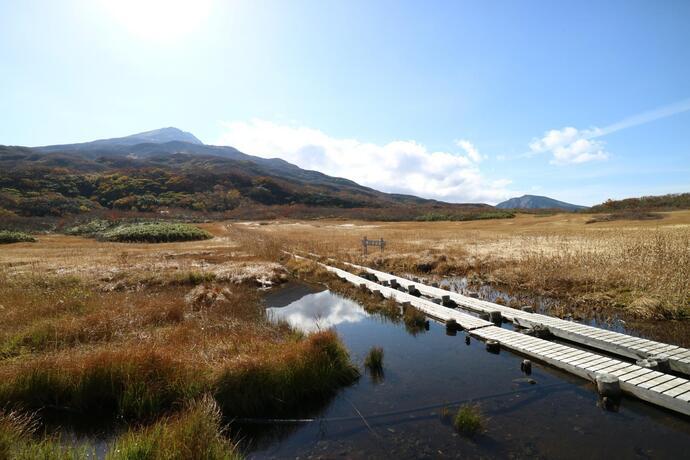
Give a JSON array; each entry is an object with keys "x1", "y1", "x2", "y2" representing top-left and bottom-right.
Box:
[
  {"x1": 590, "y1": 193, "x2": 690, "y2": 213},
  {"x1": 414, "y1": 211, "x2": 515, "y2": 222}
]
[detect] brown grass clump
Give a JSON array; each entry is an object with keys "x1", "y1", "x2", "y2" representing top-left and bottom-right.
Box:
[
  {"x1": 403, "y1": 307, "x2": 428, "y2": 335},
  {"x1": 0, "y1": 346, "x2": 202, "y2": 420},
  {"x1": 214, "y1": 330, "x2": 359, "y2": 417}
]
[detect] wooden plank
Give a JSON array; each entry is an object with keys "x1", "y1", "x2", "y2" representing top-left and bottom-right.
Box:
[
  {"x1": 648, "y1": 377, "x2": 687, "y2": 393},
  {"x1": 641, "y1": 343, "x2": 679, "y2": 354},
  {"x1": 529, "y1": 342, "x2": 565, "y2": 354},
  {"x1": 611, "y1": 336, "x2": 651, "y2": 347},
  {"x1": 542, "y1": 348, "x2": 580, "y2": 360},
  {"x1": 586, "y1": 359, "x2": 619, "y2": 372},
  {"x1": 608, "y1": 365, "x2": 640, "y2": 377},
  {"x1": 597, "y1": 361, "x2": 635, "y2": 375},
  {"x1": 663, "y1": 382, "x2": 690, "y2": 398},
  {"x1": 667, "y1": 350, "x2": 690, "y2": 360},
  {"x1": 638, "y1": 374, "x2": 677, "y2": 390},
  {"x1": 618, "y1": 366, "x2": 654, "y2": 381},
  {"x1": 625, "y1": 371, "x2": 665, "y2": 385},
  {"x1": 570, "y1": 355, "x2": 609, "y2": 368},
  {"x1": 540, "y1": 347, "x2": 574, "y2": 359},
  {"x1": 665, "y1": 349, "x2": 690, "y2": 359},
  {"x1": 561, "y1": 352, "x2": 597, "y2": 364}
]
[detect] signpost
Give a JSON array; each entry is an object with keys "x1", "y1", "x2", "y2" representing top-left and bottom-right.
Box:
[{"x1": 362, "y1": 236, "x2": 385, "y2": 255}]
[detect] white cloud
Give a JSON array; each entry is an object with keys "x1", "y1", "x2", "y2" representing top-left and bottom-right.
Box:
[
  {"x1": 455, "y1": 139, "x2": 484, "y2": 162},
  {"x1": 528, "y1": 97, "x2": 690, "y2": 166},
  {"x1": 216, "y1": 119, "x2": 514, "y2": 204},
  {"x1": 529, "y1": 126, "x2": 609, "y2": 164}
]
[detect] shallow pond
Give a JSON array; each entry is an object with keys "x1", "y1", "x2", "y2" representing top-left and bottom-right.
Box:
[{"x1": 250, "y1": 282, "x2": 690, "y2": 459}]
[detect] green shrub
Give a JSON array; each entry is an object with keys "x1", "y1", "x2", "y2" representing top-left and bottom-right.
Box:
[
  {"x1": 100, "y1": 222, "x2": 212, "y2": 243},
  {"x1": 0, "y1": 230, "x2": 35, "y2": 244},
  {"x1": 65, "y1": 219, "x2": 118, "y2": 236},
  {"x1": 454, "y1": 404, "x2": 484, "y2": 436}
]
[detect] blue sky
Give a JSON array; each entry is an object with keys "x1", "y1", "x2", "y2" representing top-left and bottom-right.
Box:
[{"x1": 1, "y1": 0, "x2": 689, "y2": 205}]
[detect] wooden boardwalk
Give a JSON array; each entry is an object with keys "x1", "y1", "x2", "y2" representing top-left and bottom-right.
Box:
[
  {"x1": 321, "y1": 263, "x2": 493, "y2": 331},
  {"x1": 344, "y1": 262, "x2": 690, "y2": 375},
  {"x1": 305, "y1": 256, "x2": 690, "y2": 417},
  {"x1": 472, "y1": 326, "x2": 690, "y2": 416}
]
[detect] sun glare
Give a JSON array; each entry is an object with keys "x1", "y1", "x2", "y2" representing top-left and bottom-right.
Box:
[{"x1": 102, "y1": 0, "x2": 213, "y2": 42}]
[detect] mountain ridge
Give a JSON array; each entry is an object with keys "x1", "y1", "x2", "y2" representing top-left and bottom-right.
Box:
[
  {"x1": 0, "y1": 127, "x2": 494, "y2": 220},
  {"x1": 496, "y1": 194, "x2": 586, "y2": 211},
  {"x1": 36, "y1": 127, "x2": 203, "y2": 151}
]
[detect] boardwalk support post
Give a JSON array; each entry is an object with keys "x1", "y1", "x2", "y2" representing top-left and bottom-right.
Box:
[
  {"x1": 595, "y1": 373, "x2": 621, "y2": 398},
  {"x1": 486, "y1": 340, "x2": 500, "y2": 354},
  {"x1": 445, "y1": 319, "x2": 459, "y2": 336}
]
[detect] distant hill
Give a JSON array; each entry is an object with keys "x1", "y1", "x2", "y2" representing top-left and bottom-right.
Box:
[
  {"x1": 590, "y1": 193, "x2": 690, "y2": 213},
  {"x1": 0, "y1": 127, "x2": 493, "y2": 221},
  {"x1": 37, "y1": 127, "x2": 203, "y2": 151},
  {"x1": 496, "y1": 195, "x2": 586, "y2": 211}
]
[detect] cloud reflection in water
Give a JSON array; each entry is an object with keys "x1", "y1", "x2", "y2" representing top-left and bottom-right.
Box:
[{"x1": 267, "y1": 290, "x2": 368, "y2": 333}]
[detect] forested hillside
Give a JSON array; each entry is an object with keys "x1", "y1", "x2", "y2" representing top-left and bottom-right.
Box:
[{"x1": 590, "y1": 193, "x2": 690, "y2": 212}]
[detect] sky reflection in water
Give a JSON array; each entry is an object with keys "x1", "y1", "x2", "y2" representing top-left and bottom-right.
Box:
[{"x1": 266, "y1": 290, "x2": 368, "y2": 333}]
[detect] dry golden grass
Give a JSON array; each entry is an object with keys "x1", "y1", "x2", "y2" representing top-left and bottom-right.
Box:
[
  {"x1": 0, "y1": 223, "x2": 358, "y2": 456},
  {"x1": 248, "y1": 211, "x2": 690, "y2": 322}
]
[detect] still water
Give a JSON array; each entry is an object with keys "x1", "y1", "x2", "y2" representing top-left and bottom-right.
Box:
[{"x1": 251, "y1": 282, "x2": 690, "y2": 459}]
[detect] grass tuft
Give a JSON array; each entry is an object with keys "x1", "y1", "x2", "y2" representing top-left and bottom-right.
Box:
[
  {"x1": 403, "y1": 307, "x2": 427, "y2": 334},
  {"x1": 364, "y1": 346, "x2": 384, "y2": 373},
  {"x1": 453, "y1": 404, "x2": 484, "y2": 436},
  {"x1": 214, "y1": 330, "x2": 359, "y2": 417},
  {"x1": 107, "y1": 395, "x2": 241, "y2": 460}
]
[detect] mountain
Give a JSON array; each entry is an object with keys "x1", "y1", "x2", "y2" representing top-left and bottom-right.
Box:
[
  {"x1": 0, "y1": 127, "x2": 492, "y2": 220},
  {"x1": 37, "y1": 127, "x2": 203, "y2": 152},
  {"x1": 496, "y1": 195, "x2": 586, "y2": 211}
]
